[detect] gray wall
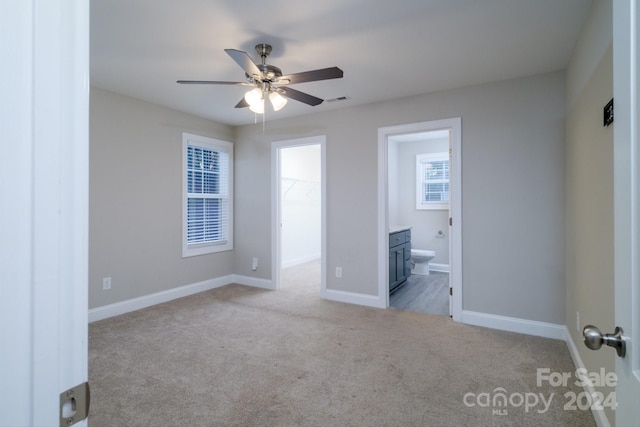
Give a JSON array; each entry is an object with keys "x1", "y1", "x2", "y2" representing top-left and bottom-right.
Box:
[
  {"x1": 89, "y1": 88, "x2": 235, "y2": 308},
  {"x1": 89, "y1": 67, "x2": 567, "y2": 326},
  {"x1": 565, "y1": 1, "x2": 614, "y2": 425},
  {"x1": 235, "y1": 71, "x2": 566, "y2": 324}
]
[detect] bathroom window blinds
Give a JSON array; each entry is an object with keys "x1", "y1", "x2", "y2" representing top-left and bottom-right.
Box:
[
  {"x1": 416, "y1": 152, "x2": 449, "y2": 210},
  {"x1": 182, "y1": 133, "x2": 233, "y2": 257}
]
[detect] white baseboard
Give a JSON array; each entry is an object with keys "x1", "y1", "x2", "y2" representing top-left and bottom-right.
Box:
[
  {"x1": 282, "y1": 254, "x2": 321, "y2": 269},
  {"x1": 89, "y1": 274, "x2": 274, "y2": 323},
  {"x1": 322, "y1": 288, "x2": 385, "y2": 309},
  {"x1": 232, "y1": 274, "x2": 274, "y2": 290},
  {"x1": 564, "y1": 327, "x2": 611, "y2": 427},
  {"x1": 461, "y1": 310, "x2": 566, "y2": 340},
  {"x1": 89, "y1": 275, "x2": 235, "y2": 323},
  {"x1": 429, "y1": 263, "x2": 449, "y2": 273}
]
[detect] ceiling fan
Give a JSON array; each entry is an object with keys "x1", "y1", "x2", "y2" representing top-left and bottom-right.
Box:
[{"x1": 177, "y1": 43, "x2": 344, "y2": 114}]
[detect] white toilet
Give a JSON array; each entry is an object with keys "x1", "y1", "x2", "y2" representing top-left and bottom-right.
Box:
[{"x1": 411, "y1": 249, "x2": 435, "y2": 275}]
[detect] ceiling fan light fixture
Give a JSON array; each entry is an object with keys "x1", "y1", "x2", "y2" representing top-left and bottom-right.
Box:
[
  {"x1": 244, "y1": 88, "x2": 263, "y2": 106},
  {"x1": 269, "y1": 91, "x2": 288, "y2": 111},
  {"x1": 249, "y1": 99, "x2": 264, "y2": 114}
]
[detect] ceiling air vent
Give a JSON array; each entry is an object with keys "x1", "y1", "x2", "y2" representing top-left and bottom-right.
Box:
[{"x1": 325, "y1": 96, "x2": 350, "y2": 103}]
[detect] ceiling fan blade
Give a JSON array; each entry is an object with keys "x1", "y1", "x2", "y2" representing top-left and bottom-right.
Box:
[
  {"x1": 234, "y1": 97, "x2": 249, "y2": 108},
  {"x1": 277, "y1": 87, "x2": 323, "y2": 106},
  {"x1": 176, "y1": 80, "x2": 253, "y2": 86},
  {"x1": 225, "y1": 49, "x2": 263, "y2": 80},
  {"x1": 277, "y1": 67, "x2": 343, "y2": 85}
]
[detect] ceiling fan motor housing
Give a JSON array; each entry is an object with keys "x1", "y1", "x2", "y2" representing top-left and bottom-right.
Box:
[
  {"x1": 251, "y1": 44, "x2": 282, "y2": 81},
  {"x1": 244, "y1": 65, "x2": 282, "y2": 84}
]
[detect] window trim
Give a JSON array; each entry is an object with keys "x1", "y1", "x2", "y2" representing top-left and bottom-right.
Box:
[
  {"x1": 182, "y1": 133, "x2": 233, "y2": 257},
  {"x1": 416, "y1": 152, "x2": 449, "y2": 210}
]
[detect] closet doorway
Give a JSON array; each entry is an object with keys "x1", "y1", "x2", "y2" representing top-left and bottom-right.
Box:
[{"x1": 271, "y1": 136, "x2": 326, "y2": 294}]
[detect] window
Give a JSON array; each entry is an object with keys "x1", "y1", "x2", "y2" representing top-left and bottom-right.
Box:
[
  {"x1": 416, "y1": 152, "x2": 449, "y2": 210},
  {"x1": 182, "y1": 133, "x2": 233, "y2": 257}
]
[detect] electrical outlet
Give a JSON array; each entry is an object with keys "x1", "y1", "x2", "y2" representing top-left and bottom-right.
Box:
[
  {"x1": 335, "y1": 267, "x2": 342, "y2": 278},
  {"x1": 251, "y1": 257, "x2": 258, "y2": 271},
  {"x1": 576, "y1": 311, "x2": 580, "y2": 332},
  {"x1": 102, "y1": 277, "x2": 111, "y2": 291}
]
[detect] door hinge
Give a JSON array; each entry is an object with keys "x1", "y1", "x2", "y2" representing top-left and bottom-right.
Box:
[
  {"x1": 449, "y1": 287, "x2": 453, "y2": 296},
  {"x1": 449, "y1": 217, "x2": 452, "y2": 226},
  {"x1": 60, "y1": 382, "x2": 90, "y2": 426}
]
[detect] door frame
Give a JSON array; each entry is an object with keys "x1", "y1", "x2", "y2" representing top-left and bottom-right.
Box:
[
  {"x1": 613, "y1": 0, "x2": 640, "y2": 424},
  {"x1": 271, "y1": 136, "x2": 326, "y2": 293},
  {"x1": 377, "y1": 118, "x2": 462, "y2": 320},
  {"x1": 0, "y1": 0, "x2": 90, "y2": 424}
]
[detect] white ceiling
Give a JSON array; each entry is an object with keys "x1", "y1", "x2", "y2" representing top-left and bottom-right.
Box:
[{"x1": 91, "y1": 0, "x2": 592, "y2": 127}]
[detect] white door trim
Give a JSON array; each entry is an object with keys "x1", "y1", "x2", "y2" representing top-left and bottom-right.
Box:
[
  {"x1": 0, "y1": 1, "x2": 90, "y2": 425},
  {"x1": 613, "y1": 1, "x2": 640, "y2": 424},
  {"x1": 271, "y1": 136, "x2": 326, "y2": 294},
  {"x1": 377, "y1": 118, "x2": 462, "y2": 320}
]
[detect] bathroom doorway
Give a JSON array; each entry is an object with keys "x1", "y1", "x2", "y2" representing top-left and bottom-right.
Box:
[
  {"x1": 377, "y1": 118, "x2": 462, "y2": 320},
  {"x1": 388, "y1": 130, "x2": 450, "y2": 316},
  {"x1": 271, "y1": 136, "x2": 326, "y2": 294}
]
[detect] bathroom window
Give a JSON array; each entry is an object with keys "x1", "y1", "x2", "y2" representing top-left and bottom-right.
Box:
[
  {"x1": 182, "y1": 133, "x2": 233, "y2": 257},
  {"x1": 416, "y1": 152, "x2": 449, "y2": 210}
]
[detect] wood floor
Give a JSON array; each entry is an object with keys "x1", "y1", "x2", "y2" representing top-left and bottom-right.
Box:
[{"x1": 390, "y1": 271, "x2": 449, "y2": 316}]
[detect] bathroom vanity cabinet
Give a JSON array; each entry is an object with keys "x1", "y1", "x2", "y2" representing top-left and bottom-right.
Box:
[{"x1": 389, "y1": 228, "x2": 411, "y2": 293}]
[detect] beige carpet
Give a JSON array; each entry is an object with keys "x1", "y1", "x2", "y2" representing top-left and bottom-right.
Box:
[{"x1": 89, "y1": 262, "x2": 595, "y2": 426}]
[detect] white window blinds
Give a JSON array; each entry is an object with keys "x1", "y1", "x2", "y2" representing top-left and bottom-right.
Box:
[
  {"x1": 416, "y1": 152, "x2": 449, "y2": 210},
  {"x1": 182, "y1": 133, "x2": 233, "y2": 256}
]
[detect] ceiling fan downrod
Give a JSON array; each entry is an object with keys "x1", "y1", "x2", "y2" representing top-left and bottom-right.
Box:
[{"x1": 253, "y1": 44, "x2": 282, "y2": 82}]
